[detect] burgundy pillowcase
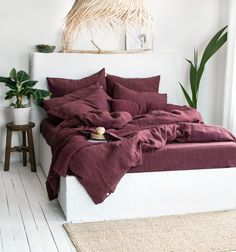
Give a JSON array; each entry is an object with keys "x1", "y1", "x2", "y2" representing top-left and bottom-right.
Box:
[
  {"x1": 47, "y1": 87, "x2": 111, "y2": 121},
  {"x1": 47, "y1": 101, "x2": 96, "y2": 123},
  {"x1": 111, "y1": 99, "x2": 141, "y2": 117},
  {"x1": 113, "y1": 83, "x2": 167, "y2": 111},
  {"x1": 43, "y1": 82, "x2": 101, "y2": 111},
  {"x1": 106, "y1": 74, "x2": 160, "y2": 97},
  {"x1": 47, "y1": 68, "x2": 106, "y2": 97}
]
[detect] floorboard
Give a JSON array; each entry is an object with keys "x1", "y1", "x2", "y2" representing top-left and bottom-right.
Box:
[
  {"x1": 0, "y1": 169, "x2": 18, "y2": 252},
  {"x1": 0, "y1": 163, "x2": 76, "y2": 252},
  {"x1": 2, "y1": 168, "x2": 30, "y2": 252}
]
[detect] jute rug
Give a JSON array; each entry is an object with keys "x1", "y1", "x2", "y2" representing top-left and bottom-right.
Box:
[{"x1": 64, "y1": 210, "x2": 236, "y2": 252}]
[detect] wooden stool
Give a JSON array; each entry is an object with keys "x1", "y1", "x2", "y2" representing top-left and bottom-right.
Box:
[{"x1": 4, "y1": 122, "x2": 36, "y2": 172}]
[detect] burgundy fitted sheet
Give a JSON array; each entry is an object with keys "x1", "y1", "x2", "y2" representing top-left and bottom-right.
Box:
[{"x1": 40, "y1": 118, "x2": 236, "y2": 173}]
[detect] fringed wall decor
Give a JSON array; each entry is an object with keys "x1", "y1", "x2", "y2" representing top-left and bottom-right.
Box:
[{"x1": 62, "y1": 0, "x2": 152, "y2": 52}]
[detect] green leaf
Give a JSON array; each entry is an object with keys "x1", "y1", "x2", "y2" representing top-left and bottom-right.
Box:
[
  {"x1": 23, "y1": 88, "x2": 50, "y2": 100},
  {"x1": 9, "y1": 102, "x2": 16, "y2": 108},
  {"x1": 0, "y1": 77, "x2": 10, "y2": 83},
  {"x1": 0, "y1": 77, "x2": 11, "y2": 83},
  {"x1": 1, "y1": 67, "x2": 51, "y2": 104},
  {"x1": 202, "y1": 26, "x2": 227, "y2": 63},
  {"x1": 197, "y1": 31, "x2": 227, "y2": 91},
  {"x1": 0, "y1": 77, "x2": 17, "y2": 90},
  {"x1": 17, "y1": 70, "x2": 29, "y2": 83},
  {"x1": 33, "y1": 89, "x2": 51, "y2": 100},
  {"x1": 10, "y1": 68, "x2": 17, "y2": 81},
  {"x1": 201, "y1": 26, "x2": 227, "y2": 65},
  {"x1": 36, "y1": 99, "x2": 44, "y2": 107},
  {"x1": 5, "y1": 90, "x2": 17, "y2": 100},
  {"x1": 5, "y1": 82, "x2": 17, "y2": 90},
  {"x1": 186, "y1": 59, "x2": 198, "y2": 107},
  {"x1": 179, "y1": 82, "x2": 194, "y2": 108},
  {"x1": 21, "y1": 88, "x2": 35, "y2": 97},
  {"x1": 205, "y1": 33, "x2": 227, "y2": 62},
  {"x1": 194, "y1": 48, "x2": 198, "y2": 68},
  {"x1": 179, "y1": 26, "x2": 227, "y2": 109},
  {"x1": 21, "y1": 80, "x2": 38, "y2": 88}
]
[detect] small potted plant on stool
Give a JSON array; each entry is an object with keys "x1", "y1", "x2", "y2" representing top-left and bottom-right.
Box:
[{"x1": 0, "y1": 68, "x2": 50, "y2": 125}]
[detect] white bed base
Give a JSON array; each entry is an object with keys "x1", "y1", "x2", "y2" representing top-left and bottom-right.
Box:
[
  {"x1": 40, "y1": 135, "x2": 236, "y2": 222},
  {"x1": 32, "y1": 52, "x2": 236, "y2": 222}
]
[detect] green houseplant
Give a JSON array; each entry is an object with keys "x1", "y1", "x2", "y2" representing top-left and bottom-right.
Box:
[
  {"x1": 179, "y1": 26, "x2": 228, "y2": 109},
  {"x1": 0, "y1": 68, "x2": 50, "y2": 125}
]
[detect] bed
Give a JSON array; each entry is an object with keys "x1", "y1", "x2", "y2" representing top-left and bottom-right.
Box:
[{"x1": 30, "y1": 52, "x2": 236, "y2": 222}]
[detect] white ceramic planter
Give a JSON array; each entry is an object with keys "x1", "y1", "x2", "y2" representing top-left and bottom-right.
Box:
[{"x1": 12, "y1": 107, "x2": 31, "y2": 125}]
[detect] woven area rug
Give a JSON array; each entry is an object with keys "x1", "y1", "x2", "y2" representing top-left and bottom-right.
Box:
[{"x1": 64, "y1": 210, "x2": 236, "y2": 252}]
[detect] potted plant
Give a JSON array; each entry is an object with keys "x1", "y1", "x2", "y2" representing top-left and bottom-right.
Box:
[
  {"x1": 179, "y1": 26, "x2": 227, "y2": 109},
  {"x1": 0, "y1": 68, "x2": 50, "y2": 125}
]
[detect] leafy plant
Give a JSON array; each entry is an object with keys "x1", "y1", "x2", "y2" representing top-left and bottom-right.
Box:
[
  {"x1": 179, "y1": 26, "x2": 228, "y2": 109},
  {"x1": 0, "y1": 68, "x2": 50, "y2": 108}
]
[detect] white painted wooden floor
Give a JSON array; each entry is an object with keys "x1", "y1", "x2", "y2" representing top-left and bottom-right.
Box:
[{"x1": 0, "y1": 163, "x2": 76, "y2": 252}]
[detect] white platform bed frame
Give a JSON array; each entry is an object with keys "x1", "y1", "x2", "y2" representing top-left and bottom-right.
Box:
[{"x1": 30, "y1": 52, "x2": 236, "y2": 222}]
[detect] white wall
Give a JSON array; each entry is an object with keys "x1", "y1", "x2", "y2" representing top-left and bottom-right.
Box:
[
  {"x1": 0, "y1": 0, "x2": 228, "y2": 162},
  {"x1": 152, "y1": 0, "x2": 228, "y2": 125}
]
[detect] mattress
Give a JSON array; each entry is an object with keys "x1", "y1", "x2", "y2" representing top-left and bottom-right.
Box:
[
  {"x1": 40, "y1": 118, "x2": 58, "y2": 146},
  {"x1": 40, "y1": 118, "x2": 236, "y2": 172}
]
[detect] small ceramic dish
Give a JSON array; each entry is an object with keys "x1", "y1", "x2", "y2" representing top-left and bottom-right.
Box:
[{"x1": 36, "y1": 44, "x2": 56, "y2": 53}]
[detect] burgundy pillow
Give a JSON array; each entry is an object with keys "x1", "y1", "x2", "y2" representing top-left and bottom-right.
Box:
[
  {"x1": 47, "y1": 101, "x2": 96, "y2": 123},
  {"x1": 111, "y1": 99, "x2": 141, "y2": 117},
  {"x1": 43, "y1": 82, "x2": 101, "y2": 111},
  {"x1": 47, "y1": 68, "x2": 106, "y2": 97},
  {"x1": 113, "y1": 83, "x2": 167, "y2": 111},
  {"x1": 47, "y1": 87, "x2": 111, "y2": 121},
  {"x1": 106, "y1": 74, "x2": 160, "y2": 97}
]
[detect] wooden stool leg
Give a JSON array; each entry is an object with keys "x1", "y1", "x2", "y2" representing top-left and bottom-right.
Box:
[
  {"x1": 4, "y1": 128, "x2": 12, "y2": 171},
  {"x1": 27, "y1": 129, "x2": 36, "y2": 172},
  {"x1": 22, "y1": 131, "x2": 27, "y2": 166}
]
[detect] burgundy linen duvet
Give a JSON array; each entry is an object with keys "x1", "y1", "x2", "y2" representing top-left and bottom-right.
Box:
[{"x1": 45, "y1": 95, "x2": 236, "y2": 204}]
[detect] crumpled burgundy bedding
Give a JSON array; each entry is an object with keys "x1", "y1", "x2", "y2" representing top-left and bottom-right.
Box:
[{"x1": 45, "y1": 103, "x2": 236, "y2": 204}]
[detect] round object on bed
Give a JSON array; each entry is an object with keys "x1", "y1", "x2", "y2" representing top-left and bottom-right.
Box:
[
  {"x1": 95, "y1": 127, "x2": 106, "y2": 135},
  {"x1": 90, "y1": 132, "x2": 106, "y2": 141}
]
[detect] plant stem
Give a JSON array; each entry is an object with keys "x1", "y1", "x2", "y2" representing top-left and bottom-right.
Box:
[{"x1": 16, "y1": 96, "x2": 23, "y2": 108}]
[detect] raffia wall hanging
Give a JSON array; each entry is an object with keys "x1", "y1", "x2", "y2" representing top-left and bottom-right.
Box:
[{"x1": 62, "y1": 0, "x2": 152, "y2": 52}]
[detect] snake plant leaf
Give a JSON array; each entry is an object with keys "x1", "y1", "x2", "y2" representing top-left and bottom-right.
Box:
[
  {"x1": 201, "y1": 26, "x2": 227, "y2": 67},
  {"x1": 186, "y1": 59, "x2": 197, "y2": 90},
  {"x1": 194, "y1": 49, "x2": 198, "y2": 68},
  {"x1": 197, "y1": 26, "x2": 227, "y2": 87},
  {"x1": 196, "y1": 63, "x2": 204, "y2": 84},
  {"x1": 206, "y1": 33, "x2": 227, "y2": 61},
  {"x1": 180, "y1": 26, "x2": 227, "y2": 109},
  {"x1": 186, "y1": 59, "x2": 197, "y2": 107},
  {"x1": 179, "y1": 82, "x2": 194, "y2": 108},
  {"x1": 193, "y1": 49, "x2": 199, "y2": 107},
  {"x1": 197, "y1": 32, "x2": 227, "y2": 91}
]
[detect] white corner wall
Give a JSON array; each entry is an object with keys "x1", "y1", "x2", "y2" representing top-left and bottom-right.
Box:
[{"x1": 0, "y1": 0, "x2": 228, "y2": 162}]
